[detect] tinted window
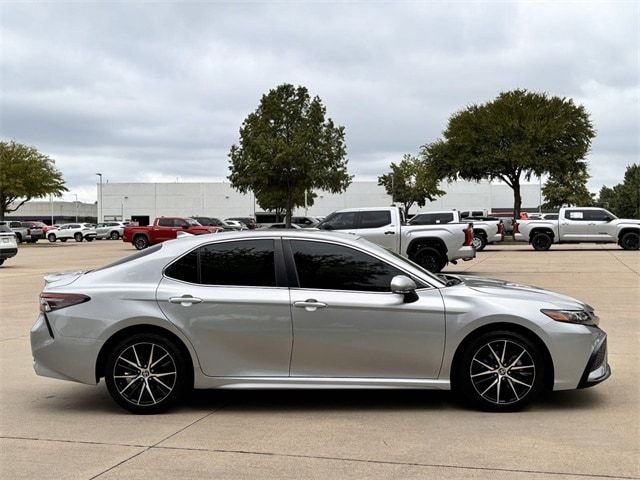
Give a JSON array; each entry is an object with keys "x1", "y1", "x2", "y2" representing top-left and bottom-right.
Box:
[
  {"x1": 359, "y1": 211, "x2": 391, "y2": 229},
  {"x1": 158, "y1": 218, "x2": 173, "y2": 227},
  {"x1": 200, "y1": 240, "x2": 276, "y2": 287},
  {"x1": 319, "y1": 212, "x2": 357, "y2": 230},
  {"x1": 410, "y1": 213, "x2": 454, "y2": 225},
  {"x1": 585, "y1": 209, "x2": 611, "y2": 221},
  {"x1": 291, "y1": 240, "x2": 404, "y2": 292}
]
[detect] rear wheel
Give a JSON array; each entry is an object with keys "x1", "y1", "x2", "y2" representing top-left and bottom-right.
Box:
[
  {"x1": 471, "y1": 232, "x2": 487, "y2": 251},
  {"x1": 456, "y1": 330, "x2": 545, "y2": 412},
  {"x1": 74, "y1": 232, "x2": 83, "y2": 242},
  {"x1": 620, "y1": 231, "x2": 639, "y2": 250},
  {"x1": 133, "y1": 235, "x2": 149, "y2": 250},
  {"x1": 413, "y1": 246, "x2": 447, "y2": 273},
  {"x1": 47, "y1": 234, "x2": 56, "y2": 242},
  {"x1": 531, "y1": 232, "x2": 552, "y2": 251},
  {"x1": 110, "y1": 231, "x2": 120, "y2": 240},
  {"x1": 0, "y1": 259, "x2": 4, "y2": 265},
  {"x1": 105, "y1": 333, "x2": 190, "y2": 414}
]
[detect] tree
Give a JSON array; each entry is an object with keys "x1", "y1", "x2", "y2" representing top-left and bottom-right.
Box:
[
  {"x1": 228, "y1": 84, "x2": 352, "y2": 227},
  {"x1": 422, "y1": 90, "x2": 595, "y2": 218},
  {"x1": 378, "y1": 154, "x2": 444, "y2": 217},
  {"x1": 597, "y1": 164, "x2": 640, "y2": 218},
  {"x1": 0, "y1": 141, "x2": 68, "y2": 220},
  {"x1": 542, "y1": 165, "x2": 593, "y2": 209}
]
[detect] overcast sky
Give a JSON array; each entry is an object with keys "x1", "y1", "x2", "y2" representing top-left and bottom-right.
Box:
[{"x1": 1, "y1": 1, "x2": 638, "y2": 202}]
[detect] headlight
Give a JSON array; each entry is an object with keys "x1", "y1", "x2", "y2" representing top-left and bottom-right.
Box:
[{"x1": 541, "y1": 309, "x2": 599, "y2": 326}]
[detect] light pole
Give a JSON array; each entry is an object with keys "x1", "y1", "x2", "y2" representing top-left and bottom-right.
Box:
[
  {"x1": 121, "y1": 196, "x2": 128, "y2": 221},
  {"x1": 74, "y1": 194, "x2": 78, "y2": 222},
  {"x1": 49, "y1": 195, "x2": 54, "y2": 225},
  {"x1": 96, "y1": 173, "x2": 103, "y2": 223}
]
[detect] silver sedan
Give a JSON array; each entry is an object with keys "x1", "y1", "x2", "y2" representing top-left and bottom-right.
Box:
[{"x1": 31, "y1": 231, "x2": 610, "y2": 414}]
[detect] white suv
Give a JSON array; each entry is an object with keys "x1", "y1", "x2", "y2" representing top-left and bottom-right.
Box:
[
  {"x1": 47, "y1": 223, "x2": 97, "y2": 243},
  {"x1": 96, "y1": 222, "x2": 129, "y2": 240}
]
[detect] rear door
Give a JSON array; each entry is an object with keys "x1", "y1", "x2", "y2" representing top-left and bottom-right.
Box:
[
  {"x1": 157, "y1": 238, "x2": 292, "y2": 377},
  {"x1": 154, "y1": 218, "x2": 179, "y2": 242},
  {"x1": 354, "y1": 210, "x2": 399, "y2": 251},
  {"x1": 560, "y1": 209, "x2": 590, "y2": 241}
]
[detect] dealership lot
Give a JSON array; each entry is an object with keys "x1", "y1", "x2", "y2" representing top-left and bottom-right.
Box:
[{"x1": 0, "y1": 241, "x2": 638, "y2": 479}]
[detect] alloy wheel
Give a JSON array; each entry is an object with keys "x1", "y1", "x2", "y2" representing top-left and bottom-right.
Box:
[
  {"x1": 470, "y1": 339, "x2": 535, "y2": 405},
  {"x1": 113, "y1": 342, "x2": 177, "y2": 407}
]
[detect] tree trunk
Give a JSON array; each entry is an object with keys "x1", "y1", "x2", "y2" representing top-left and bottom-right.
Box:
[{"x1": 513, "y1": 182, "x2": 522, "y2": 221}]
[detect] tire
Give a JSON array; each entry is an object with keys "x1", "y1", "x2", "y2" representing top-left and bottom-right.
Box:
[
  {"x1": 455, "y1": 330, "x2": 545, "y2": 412},
  {"x1": 412, "y1": 246, "x2": 447, "y2": 273},
  {"x1": 60, "y1": 238, "x2": 68, "y2": 242},
  {"x1": 110, "y1": 231, "x2": 120, "y2": 240},
  {"x1": 15, "y1": 234, "x2": 22, "y2": 244},
  {"x1": 471, "y1": 232, "x2": 487, "y2": 251},
  {"x1": 133, "y1": 235, "x2": 149, "y2": 250},
  {"x1": 85, "y1": 236, "x2": 94, "y2": 242},
  {"x1": 105, "y1": 333, "x2": 190, "y2": 414},
  {"x1": 0, "y1": 259, "x2": 4, "y2": 266},
  {"x1": 620, "y1": 231, "x2": 639, "y2": 251},
  {"x1": 74, "y1": 233, "x2": 83, "y2": 242},
  {"x1": 531, "y1": 232, "x2": 552, "y2": 251},
  {"x1": 48, "y1": 234, "x2": 56, "y2": 243}
]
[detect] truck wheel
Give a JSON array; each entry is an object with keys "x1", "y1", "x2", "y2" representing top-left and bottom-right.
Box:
[
  {"x1": 133, "y1": 235, "x2": 149, "y2": 250},
  {"x1": 620, "y1": 232, "x2": 639, "y2": 250},
  {"x1": 531, "y1": 233, "x2": 552, "y2": 251},
  {"x1": 472, "y1": 232, "x2": 487, "y2": 251},
  {"x1": 110, "y1": 231, "x2": 120, "y2": 240},
  {"x1": 455, "y1": 330, "x2": 544, "y2": 412},
  {"x1": 48, "y1": 234, "x2": 56, "y2": 243},
  {"x1": 15, "y1": 234, "x2": 23, "y2": 244},
  {"x1": 413, "y1": 246, "x2": 447, "y2": 273},
  {"x1": 74, "y1": 233, "x2": 83, "y2": 242}
]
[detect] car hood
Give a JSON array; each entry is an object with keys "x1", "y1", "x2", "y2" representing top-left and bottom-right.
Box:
[
  {"x1": 450, "y1": 274, "x2": 589, "y2": 310},
  {"x1": 617, "y1": 218, "x2": 640, "y2": 224}
]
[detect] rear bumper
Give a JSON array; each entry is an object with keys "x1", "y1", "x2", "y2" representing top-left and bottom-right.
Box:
[
  {"x1": 488, "y1": 233, "x2": 504, "y2": 243},
  {"x1": 449, "y1": 245, "x2": 475, "y2": 262},
  {"x1": 513, "y1": 233, "x2": 526, "y2": 242},
  {"x1": 0, "y1": 247, "x2": 18, "y2": 259}
]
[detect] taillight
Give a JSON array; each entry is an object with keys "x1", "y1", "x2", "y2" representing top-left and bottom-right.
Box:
[
  {"x1": 39, "y1": 293, "x2": 90, "y2": 312},
  {"x1": 512, "y1": 221, "x2": 519, "y2": 234},
  {"x1": 463, "y1": 224, "x2": 473, "y2": 246}
]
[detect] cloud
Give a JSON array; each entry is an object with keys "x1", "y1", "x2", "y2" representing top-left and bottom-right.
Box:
[{"x1": 0, "y1": 1, "x2": 637, "y2": 201}]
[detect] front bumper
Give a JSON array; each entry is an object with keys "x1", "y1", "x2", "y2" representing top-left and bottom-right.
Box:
[
  {"x1": 30, "y1": 314, "x2": 102, "y2": 385},
  {"x1": 578, "y1": 335, "x2": 611, "y2": 388}
]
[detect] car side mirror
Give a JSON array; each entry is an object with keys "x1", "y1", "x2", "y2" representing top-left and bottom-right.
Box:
[
  {"x1": 604, "y1": 216, "x2": 613, "y2": 222},
  {"x1": 390, "y1": 275, "x2": 418, "y2": 303}
]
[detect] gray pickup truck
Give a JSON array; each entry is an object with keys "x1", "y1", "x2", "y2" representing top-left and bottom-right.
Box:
[{"x1": 0, "y1": 221, "x2": 31, "y2": 244}]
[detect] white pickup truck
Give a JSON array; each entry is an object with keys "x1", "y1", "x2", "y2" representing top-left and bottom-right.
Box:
[
  {"x1": 408, "y1": 210, "x2": 504, "y2": 251},
  {"x1": 514, "y1": 207, "x2": 640, "y2": 251},
  {"x1": 317, "y1": 206, "x2": 475, "y2": 272}
]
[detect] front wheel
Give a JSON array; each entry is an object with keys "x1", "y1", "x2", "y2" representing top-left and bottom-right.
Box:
[
  {"x1": 105, "y1": 333, "x2": 190, "y2": 414},
  {"x1": 455, "y1": 330, "x2": 545, "y2": 412},
  {"x1": 110, "y1": 231, "x2": 120, "y2": 240},
  {"x1": 412, "y1": 246, "x2": 447, "y2": 273},
  {"x1": 48, "y1": 234, "x2": 56, "y2": 242},
  {"x1": 74, "y1": 233, "x2": 83, "y2": 242},
  {"x1": 531, "y1": 233, "x2": 552, "y2": 251},
  {"x1": 620, "y1": 231, "x2": 639, "y2": 250}
]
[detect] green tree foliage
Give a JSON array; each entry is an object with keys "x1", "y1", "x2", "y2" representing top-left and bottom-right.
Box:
[
  {"x1": 597, "y1": 164, "x2": 640, "y2": 218},
  {"x1": 542, "y1": 165, "x2": 593, "y2": 208},
  {"x1": 378, "y1": 154, "x2": 444, "y2": 217},
  {"x1": 0, "y1": 141, "x2": 68, "y2": 220},
  {"x1": 422, "y1": 90, "x2": 595, "y2": 218},
  {"x1": 228, "y1": 84, "x2": 352, "y2": 226}
]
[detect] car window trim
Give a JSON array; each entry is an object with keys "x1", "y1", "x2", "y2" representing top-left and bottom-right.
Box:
[
  {"x1": 282, "y1": 237, "x2": 436, "y2": 292},
  {"x1": 162, "y1": 237, "x2": 287, "y2": 289}
]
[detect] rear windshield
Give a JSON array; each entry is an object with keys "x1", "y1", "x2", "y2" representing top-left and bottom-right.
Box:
[{"x1": 92, "y1": 244, "x2": 163, "y2": 272}]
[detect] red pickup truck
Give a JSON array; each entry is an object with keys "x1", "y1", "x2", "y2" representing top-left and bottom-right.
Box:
[{"x1": 123, "y1": 217, "x2": 222, "y2": 250}]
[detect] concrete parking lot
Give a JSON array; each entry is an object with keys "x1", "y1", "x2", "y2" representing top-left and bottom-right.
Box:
[{"x1": 0, "y1": 240, "x2": 638, "y2": 479}]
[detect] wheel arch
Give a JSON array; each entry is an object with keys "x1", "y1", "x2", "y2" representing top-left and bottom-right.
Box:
[
  {"x1": 95, "y1": 323, "x2": 195, "y2": 386},
  {"x1": 529, "y1": 227, "x2": 555, "y2": 243},
  {"x1": 450, "y1": 321, "x2": 555, "y2": 391},
  {"x1": 406, "y1": 237, "x2": 448, "y2": 260},
  {"x1": 618, "y1": 227, "x2": 639, "y2": 241}
]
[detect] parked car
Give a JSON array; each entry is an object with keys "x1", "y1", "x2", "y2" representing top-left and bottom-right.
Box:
[
  {"x1": 223, "y1": 220, "x2": 248, "y2": 230},
  {"x1": 122, "y1": 217, "x2": 222, "y2": 250},
  {"x1": 317, "y1": 206, "x2": 475, "y2": 272},
  {"x1": 0, "y1": 223, "x2": 18, "y2": 265},
  {"x1": 267, "y1": 223, "x2": 303, "y2": 229},
  {"x1": 291, "y1": 216, "x2": 321, "y2": 228},
  {"x1": 31, "y1": 230, "x2": 610, "y2": 414},
  {"x1": 541, "y1": 213, "x2": 559, "y2": 220},
  {"x1": 0, "y1": 221, "x2": 31, "y2": 244},
  {"x1": 408, "y1": 211, "x2": 504, "y2": 251},
  {"x1": 21, "y1": 221, "x2": 46, "y2": 243},
  {"x1": 192, "y1": 217, "x2": 239, "y2": 231},
  {"x1": 96, "y1": 222, "x2": 129, "y2": 240},
  {"x1": 514, "y1": 207, "x2": 640, "y2": 251},
  {"x1": 227, "y1": 217, "x2": 257, "y2": 229},
  {"x1": 42, "y1": 224, "x2": 60, "y2": 234},
  {"x1": 47, "y1": 223, "x2": 97, "y2": 243}
]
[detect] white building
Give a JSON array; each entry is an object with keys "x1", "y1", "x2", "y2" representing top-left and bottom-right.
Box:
[{"x1": 99, "y1": 180, "x2": 544, "y2": 225}]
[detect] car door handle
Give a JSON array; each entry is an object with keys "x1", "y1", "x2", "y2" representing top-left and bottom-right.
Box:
[
  {"x1": 169, "y1": 295, "x2": 203, "y2": 306},
  {"x1": 293, "y1": 299, "x2": 327, "y2": 311},
  {"x1": 384, "y1": 231, "x2": 395, "y2": 235}
]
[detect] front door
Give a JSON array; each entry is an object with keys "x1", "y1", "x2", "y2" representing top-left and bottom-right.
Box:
[
  {"x1": 286, "y1": 239, "x2": 445, "y2": 379},
  {"x1": 156, "y1": 238, "x2": 292, "y2": 377}
]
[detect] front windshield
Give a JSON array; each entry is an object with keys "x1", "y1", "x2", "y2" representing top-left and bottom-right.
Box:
[{"x1": 187, "y1": 218, "x2": 201, "y2": 226}]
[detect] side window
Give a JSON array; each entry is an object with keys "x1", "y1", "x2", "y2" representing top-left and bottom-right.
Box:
[
  {"x1": 158, "y1": 218, "x2": 173, "y2": 227},
  {"x1": 165, "y1": 250, "x2": 199, "y2": 284},
  {"x1": 290, "y1": 240, "x2": 404, "y2": 292},
  {"x1": 410, "y1": 213, "x2": 436, "y2": 225},
  {"x1": 565, "y1": 210, "x2": 586, "y2": 221},
  {"x1": 320, "y1": 212, "x2": 357, "y2": 230},
  {"x1": 174, "y1": 219, "x2": 189, "y2": 227},
  {"x1": 359, "y1": 211, "x2": 392, "y2": 229},
  {"x1": 200, "y1": 240, "x2": 276, "y2": 287},
  {"x1": 585, "y1": 210, "x2": 610, "y2": 221}
]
